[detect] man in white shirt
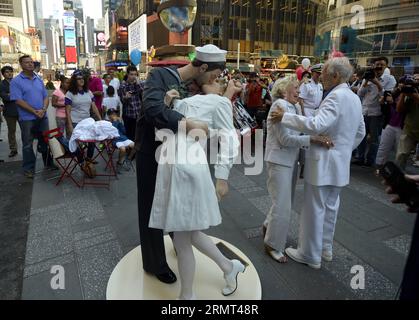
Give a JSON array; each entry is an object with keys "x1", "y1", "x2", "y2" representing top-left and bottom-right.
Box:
[
  {"x1": 108, "y1": 68, "x2": 120, "y2": 92},
  {"x1": 298, "y1": 64, "x2": 324, "y2": 117},
  {"x1": 355, "y1": 56, "x2": 396, "y2": 166},
  {"x1": 269, "y1": 57, "x2": 365, "y2": 269}
]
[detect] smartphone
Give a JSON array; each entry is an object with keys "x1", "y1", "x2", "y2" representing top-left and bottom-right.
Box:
[{"x1": 379, "y1": 161, "x2": 419, "y2": 210}]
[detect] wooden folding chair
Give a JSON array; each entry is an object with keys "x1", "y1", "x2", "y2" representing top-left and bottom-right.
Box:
[{"x1": 42, "y1": 128, "x2": 81, "y2": 187}]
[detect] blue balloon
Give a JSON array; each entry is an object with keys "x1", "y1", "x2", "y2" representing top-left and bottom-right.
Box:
[{"x1": 130, "y1": 49, "x2": 142, "y2": 65}]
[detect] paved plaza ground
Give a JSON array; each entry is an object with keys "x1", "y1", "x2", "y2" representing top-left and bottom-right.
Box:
[{"x1": 0, "y1": 121, "x2": 417, "y2": 300}]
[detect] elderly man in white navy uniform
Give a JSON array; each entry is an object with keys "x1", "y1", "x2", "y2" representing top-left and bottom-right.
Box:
[
  {"x1": 298, "y1": 64, "x2": 324, "y2": 117},
  {"x1": 270, "y1": 57, "x2": 366, "y2": 269}
]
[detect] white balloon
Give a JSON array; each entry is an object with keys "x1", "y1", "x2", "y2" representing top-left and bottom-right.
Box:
[{"x1": 302, "y1": 58, "x2": 311, "y2": 70}]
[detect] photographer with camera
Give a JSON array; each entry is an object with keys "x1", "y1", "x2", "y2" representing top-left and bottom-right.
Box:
[
  {"x1": 355, "y1": 57, "x2": 396, "y2": 167},
  {"x1": 395, "y1": 75, "x2": 419, "y2": 170},
  {"x1": 375, "y1": 84, "x2": 406, "y2": 174}
]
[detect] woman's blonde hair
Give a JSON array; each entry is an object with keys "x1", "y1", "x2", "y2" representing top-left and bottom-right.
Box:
[{"x1": 270, "y1": 75, "x2": 298, "y2": 101}]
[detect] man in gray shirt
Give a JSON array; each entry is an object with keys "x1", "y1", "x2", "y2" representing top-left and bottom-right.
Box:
[{"x1": 355, "y1": 56, "x2": 396, "y2": 166}]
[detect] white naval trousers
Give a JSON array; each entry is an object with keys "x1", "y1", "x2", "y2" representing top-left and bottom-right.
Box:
[
  {"x1": 297, "y1": 183, "x2": 342, "y2": 264},
  {"x1": 264, "y1": 161, "x2": 298, "y2": 252}
]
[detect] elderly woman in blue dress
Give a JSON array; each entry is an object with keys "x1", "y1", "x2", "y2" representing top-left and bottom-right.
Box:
[{"x1": 263, "y1": 75, "x2": 333, "y2": 262}]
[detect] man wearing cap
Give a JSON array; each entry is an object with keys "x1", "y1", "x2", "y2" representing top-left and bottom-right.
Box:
[
  {"x1": 135, "y1": 44, "x2": 242, "y2": 284},
  {"x1": 298, "y1": 64, "x2": 324, "y2": 117}
]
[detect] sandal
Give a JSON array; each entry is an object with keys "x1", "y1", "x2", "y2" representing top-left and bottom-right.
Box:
[{"x1": 264, "y1": 244, "x2": 287, "y2": 263}]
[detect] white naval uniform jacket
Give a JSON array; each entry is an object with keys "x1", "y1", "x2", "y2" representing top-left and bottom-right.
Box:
[
  {"x1": 264, "y1": 98, "x2": 310, "y2": 167},
  {"x1": 281, "y1": 83, "x2": 366, "y2": 187}
]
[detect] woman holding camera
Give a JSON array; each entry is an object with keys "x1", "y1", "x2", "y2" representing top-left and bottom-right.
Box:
[
  {"x1": 395, "y1": 75, "x2": 419, "y2": 169},
  {"x1": 375, "y1": 81, "x2": 407, "y2": 173}
]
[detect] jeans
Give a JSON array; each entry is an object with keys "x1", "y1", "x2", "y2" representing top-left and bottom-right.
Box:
[
  {"x1": 122, "y1": 115, "x2": 137, "y2": 141},
  {"x1": 396, "y1": 133, "x2": 418, "y2": 169},
  {"x1": 4, "y1": 116, "x2": 18, "y2": 152},
  {"x1": 356, "y1": 115, "x2": 383, "y2": 165},
  {"x1": 375, "y1": 125, "x2": 402, "y2": 166},
  {"x1": 56, "y1": 117, "x2": 69, "y2": 139},
  {"x1": 19, "y1": 117, "x2": 52, "y2": 172}
]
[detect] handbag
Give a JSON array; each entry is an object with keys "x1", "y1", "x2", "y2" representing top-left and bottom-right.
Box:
[
  {"x1": 82, "y1": 161, "x2": 96, "y2": 179},
  {"x1": 48, "y1": 137, "x2": 65, "y2": 159}
]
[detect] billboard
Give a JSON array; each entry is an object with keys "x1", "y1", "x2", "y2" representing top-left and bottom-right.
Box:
[
  {"x1": 63, "y1": 11, "x2": 75, "y2": 30},
  {"x1": 65, "y1": 47, "x2": 77, "y2": 63},
  {"x1": 111, "y1": 19, "x2": 128, "y2": 46},
  {"x1": 128, "y1": 14, "x2": 147, "y2": 54},
  {"x1": 64, "y1": 29, "x2": 76, "y2": 47},
  {"x1": 63, "y1": 0, "x2": 73, "y2": 10},
  {"x1": 95, "y1": 31, "x2": 107, "y2": 51}
]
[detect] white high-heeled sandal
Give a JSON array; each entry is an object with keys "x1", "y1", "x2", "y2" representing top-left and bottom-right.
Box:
[{"x1": 222, "y1": 259, "x2": 246, "y2": 296}]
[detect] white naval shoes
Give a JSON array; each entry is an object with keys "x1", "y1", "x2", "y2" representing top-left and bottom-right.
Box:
[
  {"x1": 322, "y1": 251, "x2": 333, "y2": 262},
  {"x1": 222, "y1": 259, "x2": 246, "y2": 296},
  {"x1": 285, "y1": 247, "x2": 321, "y2": 270}
]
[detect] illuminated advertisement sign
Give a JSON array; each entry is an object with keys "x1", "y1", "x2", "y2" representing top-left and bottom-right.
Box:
[
  {"x1": 63, "y1": 11, "x2": 75, "y2": 30},
  {"x1": 65, "y1": 47, "x2": 77, "y2": 63},
  {"x1": 63, "y1": 0, "x2": 73, "y2": 10},
  {"x1": 95, "y1": 32, "x2": 106, "y2": 51},
  {"x1": 64, "y1": 29, "x2": 76, "y2": 47}
]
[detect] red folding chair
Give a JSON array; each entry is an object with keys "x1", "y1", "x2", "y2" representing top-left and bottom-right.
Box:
[{"x1": 43, "y1": 128, "x2": 81, "y2": 187}]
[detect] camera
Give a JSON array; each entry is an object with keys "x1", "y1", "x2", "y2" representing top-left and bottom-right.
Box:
[
  {"x1": 400, "y1": 78, "x2": 418, "y2": 94},
  {"x1": 379, "y1": 161, "x2": 419, "y2": 212},
  {"x1": 363, "y1": 68, "x2": 376, "y2": 81}
]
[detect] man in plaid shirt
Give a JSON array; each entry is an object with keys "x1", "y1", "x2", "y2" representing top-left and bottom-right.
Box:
[{"x1": 118, "y1": 65, "x2": 144, "y2": 140}]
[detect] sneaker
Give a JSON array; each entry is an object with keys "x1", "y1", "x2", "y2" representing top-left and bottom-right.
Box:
[
  {"x1": 285, "y1": 247, "x2": 321, "y2": 269},
  {"x1": 122, "y1": 160, "x2": 132, "y2": 171},
  {"x1": 8, "y1": 150, "x2": 18, "y2": 157},
  {"x1": 322, "y1": 251, "x2": 333, "y2": 262},
  {"x1": 24, "y1": 171, "x2": 34, "y2": 179}
]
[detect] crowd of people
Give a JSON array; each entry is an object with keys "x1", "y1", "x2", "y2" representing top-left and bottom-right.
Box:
[
  {"x1": 0, "y1": 47, "x2": 418, "y2": 300},
  {"x1": 0, "y1": 55, "x2": 144, "y2": 174}
]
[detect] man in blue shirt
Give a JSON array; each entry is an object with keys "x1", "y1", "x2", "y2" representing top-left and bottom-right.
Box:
[{"x1": 10, "y1": 55, "x2": 54, "y2": 178}]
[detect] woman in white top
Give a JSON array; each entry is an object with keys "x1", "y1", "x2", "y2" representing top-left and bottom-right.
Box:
[
  {"x1": 263, "y1": 76, "x2": 333, "y2": 262},
  {"x1": 65, "y1": 70, "x2": 102, "y2": 163},
  {"x1": 149, "y1": 80, "x2": 246, "y2": 300}
]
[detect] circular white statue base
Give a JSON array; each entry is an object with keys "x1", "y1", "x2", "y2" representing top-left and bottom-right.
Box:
[{"x1": 107, "y1": 235, "x2": 262, "y2": 300}]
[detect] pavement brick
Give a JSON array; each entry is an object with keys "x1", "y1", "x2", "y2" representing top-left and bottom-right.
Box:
[
  {"x1": 25, "y1": 206, "x2": 73, "y2": 265},
  {"x1": 76, "y1": 240, "x2": 123, "y2": 300},
  {"x1": 74, "y1": 232, "x2": 117, "y2": 251},
  {"x1": 74, "y1": 225, "x2": 114, "y2": 241},
  {"x1": 384, "y1": 234, "x2": 412, "y2": 257},
  {"x1": 22, "y1": 262, "x2": 83, "y2": 300},
  {"x1": 24, "y1": 253, "x2": 75, "y2": 278},
  {"x1": 63, "y1": 186, "x2": 106, "y2": 226}
]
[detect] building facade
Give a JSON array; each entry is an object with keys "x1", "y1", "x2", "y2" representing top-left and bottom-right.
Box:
[
  {"x1": 192, "y1": 0, "x2": 320, "y2": 55},
  {"x1": 315, "y1": 0, "x2": 419, "y2": 70}
]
